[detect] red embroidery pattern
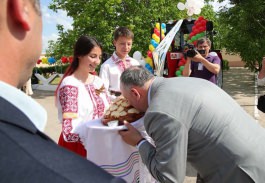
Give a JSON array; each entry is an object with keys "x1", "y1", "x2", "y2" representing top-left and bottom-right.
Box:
[
  {"x1": 86, "y1": 84, "x2": 106, "y2": 119},
  {"x1": 62, "y1": 118, "x2": 79, "y2": 142},
  {"x1": 59, "y1": 85, "x2": 78, "y2": 113},
  {"x1": 112, "y1": 55, "x2": 131, "y2": 72}
]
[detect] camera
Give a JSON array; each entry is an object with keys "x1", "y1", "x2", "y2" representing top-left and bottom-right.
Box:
[{"x1": 185, "y1": 44, "x2": 206, "y2": 58}]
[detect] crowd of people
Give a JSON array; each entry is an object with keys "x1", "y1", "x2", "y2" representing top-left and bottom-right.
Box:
[{"x1": 1, "y1": 0, "x2": 265, "y2": 183}]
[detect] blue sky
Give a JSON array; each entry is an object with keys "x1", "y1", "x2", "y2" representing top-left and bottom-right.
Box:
[
  {"x1": 40, "y1": 0, "x2": 73, "y2": 53},
  {"x1": 40, "y1": 0, "x2": 230, "y2": 54}
]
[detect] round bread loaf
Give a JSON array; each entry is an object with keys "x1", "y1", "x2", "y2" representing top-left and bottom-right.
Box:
[{"x1": 103, "y1": 96, "x2": 144, "y2": 126}]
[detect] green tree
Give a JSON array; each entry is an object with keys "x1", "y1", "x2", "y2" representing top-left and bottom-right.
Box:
[
  {"x1": 217, "y1": 0, "x2": 265, "y2": 71},
  {"x1": 46, "y1": 0, "x2": 217, "y2": 61}
]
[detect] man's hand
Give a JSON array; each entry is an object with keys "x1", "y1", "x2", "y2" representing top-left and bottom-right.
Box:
[
  {"x1": 190, "y1": 53, "x2": 204, "y2": 63},
  {"x1": 119, "y1": 121, "x2": 143, "y2": 146}
]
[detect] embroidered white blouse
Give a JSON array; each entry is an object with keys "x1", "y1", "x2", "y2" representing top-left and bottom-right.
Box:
[
  {"x1": 56, "y1": 75, "x2": 110, "y2": 142},
  {"x1": 99, "y1": 52, "x2": 140, "y2": 93}
]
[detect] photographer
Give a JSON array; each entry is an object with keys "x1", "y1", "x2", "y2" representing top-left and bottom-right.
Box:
[{"x1": 182, "y1": 38, "x2": 221, "y2": 85}]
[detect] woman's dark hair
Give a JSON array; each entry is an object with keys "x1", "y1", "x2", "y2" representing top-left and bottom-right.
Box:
[{"x1": 55, "y1": 36, "x2": 102, "y2": 96}]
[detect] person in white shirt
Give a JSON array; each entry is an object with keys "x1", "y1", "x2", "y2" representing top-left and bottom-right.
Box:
[
  {"x1": 99, "y1": 27, "x2": 139, "y2": 99},
  {"x1": 257, "y1": 57, "x2": 265, "y2": 86}
]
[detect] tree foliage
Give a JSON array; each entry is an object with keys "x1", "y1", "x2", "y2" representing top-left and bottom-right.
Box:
[
  {"x1": 46, "y1": 0, "x2": 217, "y2": 61},
  {"x1": 217, "y1": 0, "x2": 265, "y2": 71}
]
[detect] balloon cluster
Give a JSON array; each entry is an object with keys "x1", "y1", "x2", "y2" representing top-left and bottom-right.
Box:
[
  {"x1": 145, "y1": 22, "x2": 166, "y2": 73},
  {"x1": 36, "y1": 56, "x2": 74, "y2": 65},
  {"x1": 36, "y1": 57, "x2": 56, "y2": 65},
  {"x1": 177, "y1": 0, "x2": 205, "y2": 16},
  {"x1": 187, "y1": 16, "x2": 207, "y2": 45},
  {"x1": 175, "y1": 57, "x2": 187, "y2": 77},
  {"x1": 61, "y1": 56, "x2": 73, "y2": 64}
]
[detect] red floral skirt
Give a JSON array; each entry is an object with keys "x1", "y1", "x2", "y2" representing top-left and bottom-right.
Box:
[{"x1": 58, "y1": 133, "x2": 87, "y2": 158}]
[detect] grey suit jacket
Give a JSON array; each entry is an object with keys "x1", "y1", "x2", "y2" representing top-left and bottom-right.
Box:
[{"x1": 138, "y1": 77, "x2": 265, "y2": 183}]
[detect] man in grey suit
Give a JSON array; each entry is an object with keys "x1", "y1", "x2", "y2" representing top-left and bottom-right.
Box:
[
  {"x1": 0, "y1": 0, "x2": 125, "y2": 182},
  {"x1": 119, "y1": 65, "x2": 265, "y2": 183}
]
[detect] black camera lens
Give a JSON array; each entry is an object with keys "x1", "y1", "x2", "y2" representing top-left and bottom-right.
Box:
[
  {"x1": 198, "y1": 50, "x2": 206, "y2": 54},
  {"x1": 186, "y1": 49, "x2": 197, "y2": 57}
]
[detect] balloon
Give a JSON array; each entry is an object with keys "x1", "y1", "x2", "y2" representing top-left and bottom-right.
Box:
[
  {"x1": 69, "y1": 56, "x2": 73, "y2": 63},
  {"x1": 198, "y1": 26, "x2": 205, "y2": 33},
  {"x1": 145, "y1": 63, "x2": 154, "y2": 73},
  {"x1": 152, "y1": 34, "x2": 160, "y2": 43},
  {"x1": 194, "y1": 7, "x2": 201, "y2": 15},
  {"x1": 41, "y1": 57, "x2": 48, "y2": 64},
  {"x1": 201, "y1": 19, "x2": 207, "y2": 26},
  {"x1": 193, "y1": 28, "x2": 199, "y2": 34},
  {"x1": 149, "y1": 44, "x2": 155, "y2": 52},
  {"x1": 175, "y1": 70, "x2": 182, "y2": 76},
  {"x1": 61, "y1": 56, "x2": 68, "y2": 63},
  {"x1": 198, "y1": 16, "x2": 204, "y2": 21},
  {"x1": 48, "y1": 57, "x2": 56, "y2": 64},
  {"x1": 145, "y1": 57, "x2": 154, "y2": 68},
  {"x1": 151, "y1": 39, "x2": 158, "y2": 48},
  {"x1": 155, "y1": 23, "x2": 160, "y2": 30},
  {"x1": 161, "y1": 23, "x2": 166, "y2": 29},
  {"x1": 196, "y1": 21, "x2": 202, "y2": 27},
  {"x1": 154, "y1": 37, "x2": 160, "y2": 44},
  {"x1": 179, "y1": 66, "x2": 185, "y2": 71},
  {"x1": 154, "y1": 28, "x2": 160, "y2": 36},
  {"x1": 151, "y1": 39, "x2": 156, "y2": 45},
  {"x1": 187, "y1": 8, "x2": 194, "y2": 16},
  {"x1": 162, "y1": 28, "x2": 167, "y2": 33},
  {"x1": 145, "y1": 57, "x2": 152, "y2": 64},
  {"x1": 153, "y1": 42, "x2": 158, "y2": 48},
  {"x1": 37, "y1": 59, "x2": 42, "y2": 64},
  {"x1": 147, "y1": 50, "x2": 152, "y2": 58},
  {"x1": 178, "y1": 60, "x2": 186, "y2": 66},
  {"x1": 133, "y1": 51, "x2": 142, "y2": 61},
  {"x1": 177, "y1": 2, "x2": 186, "y2": 10}
]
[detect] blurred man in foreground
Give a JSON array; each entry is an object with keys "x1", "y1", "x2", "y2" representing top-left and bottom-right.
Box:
[{"x1": 0, "y1": 1, "x2": 124, "y2": 182}]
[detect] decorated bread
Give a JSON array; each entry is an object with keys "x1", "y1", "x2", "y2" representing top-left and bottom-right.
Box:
[{"x1": 103, "y1": 96, "x2": 144, "y2": 126}]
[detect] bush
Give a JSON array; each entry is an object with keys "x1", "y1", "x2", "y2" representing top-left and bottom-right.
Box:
[
  {"x1": 32, "y1": 64, "x2": 70, "y2": 78},
  {"x1": 222, "y1": 59, "x2": 230, "y2": 71}
]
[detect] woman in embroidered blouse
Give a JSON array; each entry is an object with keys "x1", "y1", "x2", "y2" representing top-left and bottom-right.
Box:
[
  {"x1": 99, "y1": 26, "x2": 139, "y2": 100},
  {"x1": 55, "y1": 35, "x2": 110, "y2": 157}
]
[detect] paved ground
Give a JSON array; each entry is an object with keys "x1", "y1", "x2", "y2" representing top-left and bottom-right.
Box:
[{"x1": 31, "y1": 67, "x2": 265, "y2": 183}]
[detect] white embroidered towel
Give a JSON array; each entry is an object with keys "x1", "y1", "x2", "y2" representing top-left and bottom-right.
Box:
[{"x1": 74, "y1": 118, "x2": 156, "y2": 183}]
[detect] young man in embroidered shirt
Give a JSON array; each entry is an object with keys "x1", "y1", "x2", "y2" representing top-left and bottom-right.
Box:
[{"x1": 99, "y1": 26, "x2": 140, "y2": 100}]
